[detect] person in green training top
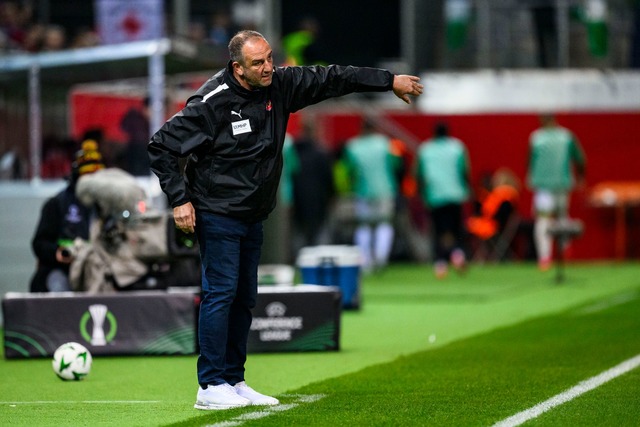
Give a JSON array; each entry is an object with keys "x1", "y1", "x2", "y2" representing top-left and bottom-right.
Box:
[
  {"x1": 281, "y1": 17, "x2": 325, "y2": 65},
  {"x1": 343, "y1": 118, "x2": 401, "y2": 272},
  {"x1": 527, "y1": 113, "x2": 586, "y2": 271},
  {"x1": 416, "y1": 121, "x2": 471, "y2": 279}
]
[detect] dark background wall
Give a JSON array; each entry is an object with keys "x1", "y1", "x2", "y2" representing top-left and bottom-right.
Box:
[{"x1": 280, "y1": 0, "x2": 400, "y2": 66}]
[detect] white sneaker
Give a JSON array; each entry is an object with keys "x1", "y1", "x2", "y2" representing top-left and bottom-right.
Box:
[
  {"x1": 233, "y1": 381, "x2": 279, "y2": 406},
  {"x1": 194, "y1": 383, "x2": 251, "y2": 410}
]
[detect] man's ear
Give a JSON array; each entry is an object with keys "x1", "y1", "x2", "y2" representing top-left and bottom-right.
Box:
[{"x1": 232, "y1": 61, "x2": 243, "y2": 77}]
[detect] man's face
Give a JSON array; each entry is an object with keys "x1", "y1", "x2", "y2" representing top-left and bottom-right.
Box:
[{"x1": 233, "y1": 37, "x2": 274, "y2": 89}]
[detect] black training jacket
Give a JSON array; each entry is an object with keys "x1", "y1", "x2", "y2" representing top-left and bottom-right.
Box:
[{"x1": 148, "y1": 62, "x2": 393, "y2": 222}]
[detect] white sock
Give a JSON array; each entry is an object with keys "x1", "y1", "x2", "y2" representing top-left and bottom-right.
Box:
[
  {"x1": 374, "y1": 222, "x2": 394, "y2": 267},
  {"x1": 534, "y1": 217, "x2": 553, "y2": 261},
  {"x1": 355, "y1": 225, "x2": 373, "y2": 269}
]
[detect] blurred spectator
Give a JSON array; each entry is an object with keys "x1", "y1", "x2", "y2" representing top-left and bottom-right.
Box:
[
  {"x1": 343, "y1": 117, "x2": 400, "y2": 272},
  {"x1": 231, "y1": 0, "x2": 263, "y2": 31},
  {"x1": 388, "y1": 137, "x2": 424, "y2": 262},
  {"x1": 530, "y1": 0, "x2": 558, "y2": 68},
  {"x1": 21, "y1": 22, "x2": 43, "y2": 51},
  {"x1": 290, "y1": 117, "x2": 335, "y2": 256},
  {"x1": 0, "y1": 0, "x2": 33, "y2": 50},
  {"x1": 328, "y1": 142, "x2": 356, "y2": 245},
  {"x1": 15, "y1": 22, "x2": 68, "y2": 52},
  {"x1": 42, "y1": 24, "x2": 66, "y2": 50},
  {"x1": 119, "y1": 96, "x2": 151, "y2": 176},
  {"x1": 30, "y1": 139, "x2": 105, "y2": 292},
  {"x1": 0, "y1": 148, "x2": 25, "y2": 179},
  {"x1": 527, "y1": 113, "x2": 586, "y2": 271},
  {"x1": 208, "y1": 9, "x2": 237, "y2": 46},
  {"x1": 416, "y1": 121, "x2": 471, "y2": 278},
  {"x1": 331, "y1": 142, "x2": 352, "y2": 197},
  {"x1": 70, "y1": 26, "x2": 100, "y2": 49},
  {"x1": 467, "y1": 167, "x2": 520, "y2": 251},
  {"x1": 282, "y1": 16, "x2": 326, "y2": 65},
  {"x1": 187, "y1": 20, "x2": 207, "y2": 43},
  {"x1": 40, "y1": 135, "x2": 75, "y2": 179}
]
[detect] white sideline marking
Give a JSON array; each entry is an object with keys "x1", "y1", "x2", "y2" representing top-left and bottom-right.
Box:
[
  {"x1": 206, "y1": 394, "x2": 325, "y2": 427},
  {"x1": 493, "y1": 354, "x2": 640, "y2": 427},
  {"x1": 574, "y1": 292, "x2": 639, "y2": 316}
]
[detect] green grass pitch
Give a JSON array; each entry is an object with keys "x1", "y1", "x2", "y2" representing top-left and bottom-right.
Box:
[{"x1": 2, "y1": 261, "x2": 639, "y2": 426}]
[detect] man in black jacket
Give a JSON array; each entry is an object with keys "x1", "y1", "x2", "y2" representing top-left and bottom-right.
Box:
[{"x1": 148, "y1": 30, "x2": 423, "y2": 411}]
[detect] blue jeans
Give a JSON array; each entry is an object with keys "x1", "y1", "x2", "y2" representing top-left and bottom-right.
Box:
[{"x1": 194, "y1": 211, "x2": 263, "y2": 388}]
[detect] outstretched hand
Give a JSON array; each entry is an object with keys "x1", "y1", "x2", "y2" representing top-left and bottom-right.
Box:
[{"x1": 393, "y1": 75, "x2": 424, "y2": 104}]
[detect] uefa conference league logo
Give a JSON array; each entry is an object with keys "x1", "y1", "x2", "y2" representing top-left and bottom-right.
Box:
[
  {"x1": 79, "y1": 304, "x2": 117, "y2": 346},
  {"x1": 251, "y1": 301, "x2": 303, "y2": 341}
]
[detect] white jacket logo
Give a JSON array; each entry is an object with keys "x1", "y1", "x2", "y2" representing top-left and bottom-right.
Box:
[
  {"x1": 231, "y1": 110, "x2": 242, "y2": 119},
  {"x1": 232, "y1": 119, "x2": 252, "y2": 136}
]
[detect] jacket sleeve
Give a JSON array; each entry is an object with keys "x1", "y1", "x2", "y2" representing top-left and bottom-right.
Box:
[
  {"x1": 281, "y1": 65, "x2": 394, "y2": 112},
  {"x1": 148, "y1": 99, "x2": 214, "y2": 208}
]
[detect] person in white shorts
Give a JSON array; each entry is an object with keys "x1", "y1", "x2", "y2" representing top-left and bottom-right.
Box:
[{"x1": 527, "y1": 114, "x2": 586, "y2": 271}]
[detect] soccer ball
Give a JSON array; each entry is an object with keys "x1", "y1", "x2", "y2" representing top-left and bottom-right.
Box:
[{"x1": 52, "y1": 342, "x2": 92, "y2": 381}]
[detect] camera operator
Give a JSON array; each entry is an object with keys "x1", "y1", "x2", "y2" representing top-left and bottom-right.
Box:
[{"x1": 29, "y1": 139, "x2": 105, "y2": 292}]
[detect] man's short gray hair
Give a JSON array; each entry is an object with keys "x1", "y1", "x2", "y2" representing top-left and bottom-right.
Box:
[{"x1": 228, "y1": 30, "x2": 266, "y2": 64}]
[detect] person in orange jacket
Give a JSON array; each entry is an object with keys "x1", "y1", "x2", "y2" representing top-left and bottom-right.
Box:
[{"x1": 467, "y1": 168, "x2": 520, "y2": 242}]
